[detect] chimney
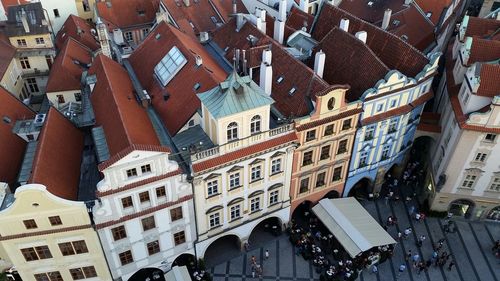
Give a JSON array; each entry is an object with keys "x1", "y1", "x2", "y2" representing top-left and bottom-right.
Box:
[
  {"x1": 256, "y1": 17, "x2": 265, "y2": 34},
  {"x1": 235, "y1": 49, "x2": 240, "y2": 72},
  {"x1": 299, "y1": 0, "x2": 309, "y2": 13},
  {"x1": 232, "y1": 0, "x2": 237, "y2": 14},
  {"x1": 256, "y1": 8, "x2": 266, "y2": 20},
  {"x1": 183, "y1": 0, "x2": 190, "y2": 7},
  {"x1": 242, "y1": 49, "x2": 247, "y2": 75},
  {"x1": 195, "y1": 55, "x2": 202, "y2": 67},
  {"x1": 404, "y1": 0, "x2": 412, "y2": 4},
  {"x1": 260, "y1": 49, "x2": 272, "y2": 95},
  {"x1": 273, "y1": 20, "x2": 285, "y2": 44},
  {"x1": 382, "y1": 9, "x2": 392, "y2": 30},
  {"x1": 355, "y1": 31, "x2": 367, "y2": 43},
  {"x1": 199, "y1": 32, "x2": 209, "y2": 43},
  {"x1": 339, "y1": 18, "x2": 349, "y2": 32},
  {"x1": 313, "y1": 50, "x2": 325, "y2": 78},
  {"x1": 20, "y1": 9, "x2": 30, "y2": 33},
  {"x1": 236, "y1": 14, "x2": 245, "y2": 31},
  {"x1": 278, "y1": 0, "x2": 287, "y2": 22}
]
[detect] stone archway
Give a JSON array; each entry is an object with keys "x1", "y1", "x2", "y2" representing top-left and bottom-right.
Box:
[
  {"x1": 448, "y1": 199, "x2": 475, "y2": 219},
  {"x1": 486, "y1": 206, "x2": 500, "y2": 221},
  {"x1": 323, "y1": 190, "x2": 340, "y2": 199},
  {"x1": 172, "y1": 253, "x2": 196, "y2": 269},
  {"x1": 128, "y1": 268, "x2": 165, "y2": 281},
  {"x1": 348, "y1": 177, "x2": 374, "y2": 199},
  {"x1": 204, "y1": 234, "x2": 241, "y2": 268},
  {"x1": 248, "y1": 216, "x2": 283, "y2": 248}
]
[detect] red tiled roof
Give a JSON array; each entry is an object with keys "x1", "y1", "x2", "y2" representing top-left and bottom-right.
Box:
[
  {"x1": 193, "y1": 132, "x2": 297, "y2": 173},
  {"x1": 0, "y1": 87, "x2": 35, "y2": 184},
  {"x1": 89, "y1": 54, "x2": 161, "y2": 156},
  {"x1": 314, "y1": 27, "x2": 389, "y2": 101},
  {"x1": 384, "y1": 4, "x2": 436, "y2": 51},
  {"x1": 128, "y1": 21, "x2": 227, "y2": 135},
  {"x1": 338, "y1": 0, "x2": 407, "y2": 23},
  {"x1": 1, "y1": 0, "x2": 29, "y2": 8},
  {"x1": 209, "y1": 0, "x2": 248, "y2": 22},
  {"x1": 312, "y1": 4, "x2": 429, "y2": 79},
  {"x1": 476, "y1": 64, "x2": 500, "y2": 97},
  {"x1": 30, "y1": 108, "x2": 84, "y2": 201},
  {"x1": 286, "y1": 7, "x2": 314, "y2": 33},
  {"x1": 414, "y1": 0, "x2": 452, "y2": 25},
  {"x1": 212, "y1": 19, "x2": 330, "y2": 117},
  {"x1": 0, "y1": 33, "x2": 15, "y2": 79},
  {"x1": 96, "y1": 0, "x2": 159, "y2": 30},
  {"x1": 46, "y1": 38, "x2": 92, "y2": 93},
  {"x1": 464, "y1": 17, "x2": 500, "y2": 38},
  {"x1": 468, "y1": 38, "x2": 500, "y2": 65},
  {"x1": 98, "y1": 144, "x2": 171, "y2": 171},
  {"x1": 55, "y1": 15, "x2": 100, "y2": 51}
]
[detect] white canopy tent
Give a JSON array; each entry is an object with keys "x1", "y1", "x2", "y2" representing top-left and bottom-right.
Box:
[
  {"x1": 165, "y1": 266, "x2": 191, "y2": 281},
  {"x1": 312, "y1": 198, "x2": 397, "y2": 257}
]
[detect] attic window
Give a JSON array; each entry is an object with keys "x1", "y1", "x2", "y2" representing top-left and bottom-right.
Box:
[
  {"x1": 392, "y1": 19, "x2": 400, "y2": 26},
  {"x1": 288, "y1": 87, "x2": 296, "y2": 96},
  {"x1": 138, "y1": 10, "x2": 145, "y2": 16},
  {"x1": 276, "y1": 76, "x2": 284, "y2": 84},
  {"x1": 193, "y1": 83, "x2": 201, "y2": 91},
  {"x1": 154, "y1": 46, "x2": 187, "y2": 86},
  {"x1": 3, "y1": 116, "x2": 11, "y2": 124},
  {"x1": 401, "y1": 35, "x2": 408, "y2": 41},
  {"x1": 210, "y1": 16, "x2": 218, "y2": 24}
]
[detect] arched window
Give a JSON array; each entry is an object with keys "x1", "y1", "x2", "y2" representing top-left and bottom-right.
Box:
[
  {"x1": 250, "y1": 115, "x2": 261, "y2": 134},
  {"x1": 227, "y1": 122, "x2": 238, "y2": 141}
]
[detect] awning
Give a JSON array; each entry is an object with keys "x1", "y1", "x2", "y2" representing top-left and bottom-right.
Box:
[
  {"x1": 165, "y1": 266, "x2": 191, "y2": 281},
  {"x1": 312, "y1": 198, "x2": 396, "y2": 257}
]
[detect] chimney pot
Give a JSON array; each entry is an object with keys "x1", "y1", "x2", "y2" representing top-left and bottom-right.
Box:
[
  {"x1": 339, "y1": 18, "x2": 349, "y2": 32},
  {"x1": 273, "y1": 20, "x2": 285, "y2": 44},
  {"x1": 314, "y1": 50, "x2": 326, "y2": 78},
  {"x1": 195, "y1": 55, "x2": 202, "y2": 66},
  {"x1": 183, "y1": 0, "x2": 190, "y2": 7},
  {"x1": 355, "y1": 31, "x2": 367, "y2": 44},
  {"x1": 382, "y1": 9, "x2": 392, "y2": 30},
  {"x1": 278, "y1": 0, "x2": 287, "y2": 21},
  {"x1": 262, "y1": 49, "x2": 272, "y2": 65}
]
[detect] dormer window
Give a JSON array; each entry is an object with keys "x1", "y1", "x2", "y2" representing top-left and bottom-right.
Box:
[
  {"x1": 154, "y1": 46, "x2": 187, "y2": 86},
  {"x1": 250, "y1": 115, "x2": 261, "y2": 134},
  {"x1": 227, "y1": 122, "x2": 238, "y2": 141}
]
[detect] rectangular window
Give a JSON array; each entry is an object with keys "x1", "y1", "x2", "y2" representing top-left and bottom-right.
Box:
[
  {"x1": 111, "y1": 225, "x2": 127, "y2": 241},
  {"x1": 302, "y1": 151, "x2": 313, "y2": 166},
  {"x1": 141, "y1": 164, "x2": 151, "y2": 173},
  {"x1": 209, "y1": 213, "x2": 220, "y2": 228},
  {"x1": 35, "y1": 37, "x2": 45, "y2": 44},
  {"x1": 20, "y1": 57, "x2": 30, "y2": 69},
  {"x1": 251, "y1": 166, "x2": 262, "y2": 181},
  {"x1": 341, "y1": 119, "x2": 351, "y2": 130},
  {"x1": 173, "y1": 231, "x2": 186, "y2": 245},
  {"x1": 359, "y1": 151, "x2": 368, "y2": 167},
  {"x1": 139, "y1": 191, "x2": 150, "y2": 204},
  {"x1": 24, "y1": 219, "x2": 37, "y2": 229},
  {"x1": 364, "y1": 126, "x2": 375, "y2": 141},
  {"x1": 485, "y1": 134, "x2": 497, "y2": 142},
  {"x1": 142, "y1": 28, "x2": 149, "y2": 37},
  {"x1": 229, "y1": 173, "x2": 240, "y2": 189},
  {"x1": 154, "y1": 46, "x2": 188, "y2": 86},
  {"x1": 489, "y1": 177, "x2": 500, "y2": 192},
  {"x1": 305, "y1": 130, "x2": 316, "y2": 142},
  {"x1": 337, "y1": 139, "x2": 348, "y2": 154},
  {"x1": 26, "y1": 78, "x2": 39, "y2": 92},
  {"x1": 315, "y1": 172, "x2": 326, "y2": 188},
  {"x1": 124, "y1": 31, "x2": 133, "y2": 42},
  {"x1": 474, "y1": 153, "x2": 487, "y2": 162},
  {"x1": 332, "y1": 167, "x2": 342, "y2": 181},
  {"x1": 156, "y1": 186, "x2": 166, "y2": 198},
  {"x1": 45, "y1": 55, "x2": 53, "y2": 69},
  {"x1": 72, "y1": 240, "x2": 88, "y2": 254},
  {"x1": 381, "y1": 145, "x2": 391, "y2": 160},
  {"x1": 170, "y1": 206, "x2": 183, "y2": 221},
  {"x1": 53, "y1": 9, "x2": 60, "y2": 17},
  {"x1": 320, "y1": 145, "x2": 330, "y2": 160},
  {"x1": 388, "y1": 119, "x2": 398, "y2": 133},
  {"x1": 207, "y1": 180, "x2": 218, "y2": 196},
  {"x1": 147, "y1": 241, "x2": 160, "y2": 255},
  {"x1": 21, "y1": 247, "x2": 38, "y2": 261},
  {"x1": 250, "y1": 197, "x2": 260, "y2": 212},
  {"x1": 299, "y1": 178, "x2": 309, "y2": 193},
  {"x1": 59, "y1": 242, "x2": 75, "y2": 256},
  {"x1": 324, "y1": 124, "x2": 334, "y2": 136},
  {"x1": 17, "y1": 39, "x2": 27, "y2": 47},
  {"x1": 121, "y1": 196, "x2": 133, "y2": 209},
  {"x1": 35, "y1": 246, "x2": 52, "y2": 259},
  {"x1": 461, "y1": 174, "x2": 477, "y2": 188},
  {"x1": 126, "y1": 168, "x2": 137, "y2": 178},
  {"x1": 82, "y1": 266, "x2": 97, "y2": 279},
  {"x1": 230, "y1": 205, "x2": 241, "y2": 220},
  {"x1": 34, "y1": 272, "x2": 63, "y2": 281},
  {"x1": 119, "y1": 250, "x2": 133, "y2": 265},
  {"x1": 141, "y1": 216, "x2": 156, "y2": 231},
  {"x1": 271, "y1": 158, "x2": 281, "y2": 174},
  {"x1": 56, "y1": 95, "x2": 65, "y2": 104},
  {"x1": 269, "y1": 190, "x2": 279, "y2": 205},
  {"x1": 74, "y1": 92, "x2": 82, "y2": 102}
]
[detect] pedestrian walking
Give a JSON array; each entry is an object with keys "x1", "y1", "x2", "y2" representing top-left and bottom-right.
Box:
[
  {"x1": 397, "y1": 263, "x2": 406, "y2": 278},
  {"x1": 251, "y1": 255, "x2": 256, "y2": 265},
  {"x1": 404, "y1": 227, "x2": 412, "y2": 239},
  {"x1": 371, "y1": 265, "x2": 378, "y2": 274},
  {"x1": 397, "y1": 231, "x2": 402, "y2": 240},
  {"x1": 405, "y1": 250, "x2": 412, "y2": 262},
  {"x1": 448, "y1": 260, "x2": 455, "y2": 271},
  {"x1": 265, "y1": 249, "x2": 269, "y2": 260}
]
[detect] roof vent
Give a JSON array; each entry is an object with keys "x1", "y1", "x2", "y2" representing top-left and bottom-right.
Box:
[
  {"x1": 199, "y1": 32, "x2": 209, "y2": 43},
  {"x1": 355, "y1": 31, "x2": 367, "y2": 44},
  {"x1": 34, "y1": 114, "x2": 46, "y2": 127},
  {"x1": 155, "y1": 33, "x2": 161, "y2": 40},
  {"x1": 367, "y1": 1, "x2": 374, "y2": 7},
  {"x1": 195, "y1": 55, "x2": 203, "y2": 67}
]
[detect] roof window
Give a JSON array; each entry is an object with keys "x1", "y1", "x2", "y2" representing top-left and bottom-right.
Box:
[
  {"x1": 276, "y1": 76, "x2": 284, "y2": 84},
  {"x1": 193, "y1": 83, "x2": 201, "y2": 91},
  {"x1": 392, "y1": 19, "x2": 400, "y2": 26},
  {"x1": 288, "y1": 87, "x2": 296, "y2": 96},
  {"x1": 154, "y1": 46, "x2": 187, "y2": 86}
]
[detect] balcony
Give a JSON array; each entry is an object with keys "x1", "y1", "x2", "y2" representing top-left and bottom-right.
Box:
[
  {"x1": 21, "y1": 68, "x2": 50, "y2": 78},
  {"x1": 191, "y1": 123, "x2": 294, "y2": 162}
]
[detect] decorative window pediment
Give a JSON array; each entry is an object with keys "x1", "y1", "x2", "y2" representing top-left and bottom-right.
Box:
[
  {"x1": 204, "y1": 173, "x2": 221, "y2": 181},
  {"x1": 205, "y1": 205, "x2": 223, "y2": 214}
]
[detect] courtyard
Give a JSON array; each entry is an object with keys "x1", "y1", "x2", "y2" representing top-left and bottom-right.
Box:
[{"x1": 207, "y1": 197, "x2": 500, "y2": 281}]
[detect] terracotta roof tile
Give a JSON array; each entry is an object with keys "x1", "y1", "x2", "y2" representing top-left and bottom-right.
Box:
[
  {"x1": 98, "y1": 144, "x2": 171, "y2": 171},
  {"x1": 192, "y1": 132, "x2": 297, "y2": 173},
  {"x1": 338, "y1": 0, "x2": 407, "y2": 23},
  {"x1": 286, "y1": 6, "x2": 314, "y2": 33},
  {"x1": 89, "y1": 54, "x2": 161, "y2": 156},
  {"x1": 1, "y1": 0, "x2": 29, "y2": 8},
  {"x1": 0, "y1": 33, "x2": 15, "y2": 79},
  {"x1": 55, "y1": 15, "x2": 100, "y2": 51},
  {"x1": 414, "y1": 0, "x2": 452, "y2": 25},
  {"x1": 128, "y1": 21, "x2": 227, "y2": 135},
  {"x1": 476, "y1": 64, "x2": 500, "y2": 97},
  {"x1": 0, "y1": 87, "x2": 35, "y2": 184},
  {"x1": 312, "y1": 4, "x2": 429, "y2": 79},
  {"x1": 46, "y1": 38, "x2": 92, "y2": 93},
  {"x1": 30, "y1": 108, "x2": 84, "y2": 201},
  {"x1": 212, "y1": 19, "x2": 330, "y2": 117},
  {"x1": 464, "y1": 17, "x2": 500, "y2": 38},
  {"x1": 96, "y1": 0, "x2": 159, "y2": 30},
  {"x1": 468, "y1": 38, "x2": 500, "y2": 65},
  {"x1": 209, "y1": 0, "x2": 248, "y2": 22}
]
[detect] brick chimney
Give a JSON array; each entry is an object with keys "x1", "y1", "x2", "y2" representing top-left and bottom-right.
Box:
[
  {"x1": 260, "y1": 49, "x2": 273, "y2": 95},
  {"x1": 314, "y1": 50, "x2": 325, "y2": 78},
  {"x1": 340, "y1": 18, "x2": 349, "y2": 32},
  {"x1": 382, "y1": 9, "x2": 392, "y2": 30}
]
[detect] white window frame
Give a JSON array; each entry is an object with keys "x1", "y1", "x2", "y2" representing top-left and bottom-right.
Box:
[
  {"x1": 230, "y1": 205, "x2": 241, "y2": 220},
  {"x1": 271, "y1": 158, "x2": 281, "y2": 174},
  {"x1": 250, "y1": 197, "x2": 260, "y2": 212},
  {"x1": 461, "y1": 174, "x2": 477, "y2": 189},
  {"x1": 250, "y1": 115, "x2": 261, "y2": 134},
  {"x1": 208, "y1": 212, "x2": 220, "y2": 228},
  {"x1": 250, "y1": 165, "x2": 262, "y2": 182},
  {"x1": 207, "y1": 180, "x2": 218, "y2": 197},
  {"x1": 227, "y1": 122, "x2": 238, "y2": 141},
  {"x1": 488, "y1": 176, "x2": 500, "y2": 192},
  {"x1": 229, "y1": 172, "x2": 240, "y2": 189},
  {"x1": 269, "y1": 190, "x2": 279, "y2": 205}
]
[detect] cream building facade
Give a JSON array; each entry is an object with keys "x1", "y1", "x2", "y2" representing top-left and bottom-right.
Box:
[{"x1": 0, "y1": 184, "x2": 112, "y2": 281}]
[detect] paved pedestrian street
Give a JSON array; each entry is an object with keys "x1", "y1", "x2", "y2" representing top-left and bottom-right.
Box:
[{"x1": 208, "y1": 197, "x2": 500, "y2": 281}]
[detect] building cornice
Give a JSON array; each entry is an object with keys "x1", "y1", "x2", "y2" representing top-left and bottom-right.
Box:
[{"x1": 0, "y1": 224, "x2": 92, "y2": 241}]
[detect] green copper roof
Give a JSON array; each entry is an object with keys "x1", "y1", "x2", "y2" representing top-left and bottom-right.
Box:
[{"x1": 197, "y1": 71, "x2": 274, "y2": 118}]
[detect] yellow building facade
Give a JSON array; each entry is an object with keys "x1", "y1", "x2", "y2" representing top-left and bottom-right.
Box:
[{"x1": 0, "y1": 184, "x2": 112, "y2": 281}]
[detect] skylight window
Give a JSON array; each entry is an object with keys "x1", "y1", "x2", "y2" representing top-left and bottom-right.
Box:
[
  {"x1": 276, "y1": 76, "x2": 284, "y2": 84},
  {"x1": 288, "y1": 87, "x2": 296, "y2": 96},
  {"x1": 154, "y1": 46, "x2": 187, "y2": 86}
]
